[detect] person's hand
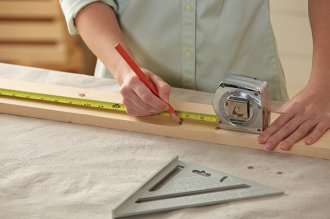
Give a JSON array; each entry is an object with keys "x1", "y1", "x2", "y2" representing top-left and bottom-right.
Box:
[
  {"x1": 258, "y1": 83, "x2": 330, "y2": 151},
  {"x1": 119, "y1": 68, "x2": 171, "y2": 116}
]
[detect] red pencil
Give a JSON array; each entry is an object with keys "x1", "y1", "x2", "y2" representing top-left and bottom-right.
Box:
[{"x1": 115, "y1": 43, "x2": 182, "y2": 125}]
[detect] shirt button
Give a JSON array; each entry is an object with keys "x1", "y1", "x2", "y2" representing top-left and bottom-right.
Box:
[
  {"x1": 185, "y1": 3, "x2": 193, "y2": 12},
  {"x1": 184, "y1": 49, "x2": 193, "y2": 58}
]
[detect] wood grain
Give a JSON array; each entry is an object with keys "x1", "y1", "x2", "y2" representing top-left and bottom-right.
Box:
[{"x1": 0, "y1": 78, "x2": 329, "y2": 159}]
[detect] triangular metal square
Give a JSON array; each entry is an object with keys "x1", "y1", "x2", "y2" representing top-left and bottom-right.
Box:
[{"x1": 113, "y1": 156, "x2": 283, "y2": 218}]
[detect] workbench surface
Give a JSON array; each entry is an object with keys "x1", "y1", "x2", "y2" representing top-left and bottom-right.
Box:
[{"x1": 0, "y1": 63, "x2": 329, "y2": 219}]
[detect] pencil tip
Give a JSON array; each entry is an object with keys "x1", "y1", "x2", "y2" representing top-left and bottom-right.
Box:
[{"x1": 170, "y1": 112, "x2": 182, "y2": 125}]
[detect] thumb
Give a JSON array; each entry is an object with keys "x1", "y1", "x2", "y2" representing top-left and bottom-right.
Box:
[{"x1": 146, "y1": 72, "x2": 171, "y2": 103}]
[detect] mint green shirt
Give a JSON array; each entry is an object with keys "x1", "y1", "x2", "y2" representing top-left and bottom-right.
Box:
[{"x1": 60, "y1": 0, "x2": 288, "y2": 101}]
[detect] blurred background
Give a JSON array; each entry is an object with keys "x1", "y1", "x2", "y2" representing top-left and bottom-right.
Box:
[
  {"x1": 0, "y1": 0, "x2": 96, "y2": 75},
  {"x1": 0, "y1": 0, "x2": 312, "y2": 98}
]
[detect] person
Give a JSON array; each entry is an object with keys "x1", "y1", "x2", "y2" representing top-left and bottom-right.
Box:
[{"x1": 60, "y1": 0, "x2": 330, "y2": 151}]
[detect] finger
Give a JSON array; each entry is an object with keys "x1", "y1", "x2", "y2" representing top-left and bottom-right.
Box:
[
  {"x1": 305, "y1": 120, "x2": 330, "y2": 145},
  {"x1": 121, "y1": 83, "x2": 161, "y2": 115},
  {"x1": 120, "y1": 75, "x2": 167, "y2": 115},
  {"x1": 126, "y1": 105, "x2": 157, "y2": 116},
  {"x1": 264, "y1": 115, "x2": 307, "y2": 151},
  {"x1": 133, "y1": 80, "x2": 168, "y2": 112},
  {"x1": 131, "y1": 94, "x2": 169, "y2": 115},
  {"x1": 124, "y1": 100, "x2": 147, "y2": 116},
  {"x1": 148, "y1": 73, "x2": 171, "y2": 103},
  {"x1": 258, "y1": 111, "x2": 296, "y2": 144},
  {"x1": 280, "y1": 120, "x2": 316, "y2": 150},
  {"x1": 124, "y1": 95, "x2": 164, "y2": 116},
  {"x1": 121, "y1": 88, "x2": 150, "y2": 115}
]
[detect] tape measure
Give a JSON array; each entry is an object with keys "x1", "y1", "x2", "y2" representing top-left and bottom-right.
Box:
[{"x1": 0, "y1": 88, "x2": 218, "y2": 123}]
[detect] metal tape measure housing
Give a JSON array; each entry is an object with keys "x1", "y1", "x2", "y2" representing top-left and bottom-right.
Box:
[{"x1": 213, "y1": 74, "x2": 270, "y2": 133}]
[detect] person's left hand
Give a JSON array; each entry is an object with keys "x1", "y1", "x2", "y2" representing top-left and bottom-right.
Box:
[{"x1": 258, "y1": 83, "x2": 330, "y2": 151}]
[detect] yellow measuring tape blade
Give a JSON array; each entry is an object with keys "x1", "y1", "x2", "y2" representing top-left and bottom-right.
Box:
[{"x1": 0, "y1": 88, "x2": 218, "y2": 123}]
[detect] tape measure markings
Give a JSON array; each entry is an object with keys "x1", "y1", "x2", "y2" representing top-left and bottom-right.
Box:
[
  {"x1": 0, "y1": 88, "x2": 218, "y2": 123},
  {"x1": 0, "y1": 88, "x2": 127, "y2": 111}
]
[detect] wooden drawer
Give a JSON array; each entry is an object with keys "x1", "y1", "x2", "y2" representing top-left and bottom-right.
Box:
[
  {"x1": 0, "y1": 0, "x2": 59, "y2": 19},
  {"x1": 0, "y1": 0, "x2": 85, "y2": 73}
]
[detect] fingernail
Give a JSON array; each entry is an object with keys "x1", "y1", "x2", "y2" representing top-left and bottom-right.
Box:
[
  {"x1": 305, "y1": 137, "x2": 312, "y2": 145},
  {"x1": 265, "y1": 143, "x2": 273, "y2": 151},
  {"x1": 280, "y1": 142, "x2": 289, "y2": 150},
  {"x1": 258, "y1": 137, "x2": 264, "y2": 144}
]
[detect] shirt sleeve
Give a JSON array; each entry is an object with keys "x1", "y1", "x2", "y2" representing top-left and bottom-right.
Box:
[{"x1": 59, "y1": 0, "x2": 118, "y2": 35}]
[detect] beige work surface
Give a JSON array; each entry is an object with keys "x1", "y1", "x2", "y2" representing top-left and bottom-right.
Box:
[{"x1": 0, "y1": 63, "x2": 329, "y2": 219}]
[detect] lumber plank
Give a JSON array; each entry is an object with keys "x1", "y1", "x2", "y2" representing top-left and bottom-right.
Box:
[{"x1": 0, "y1": 78, "x2": 329, "y2": 159}]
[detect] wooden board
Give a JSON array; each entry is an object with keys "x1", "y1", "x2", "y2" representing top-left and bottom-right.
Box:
[{"x1": 0, "y1": 78, "x2": 329, "y2": 159}]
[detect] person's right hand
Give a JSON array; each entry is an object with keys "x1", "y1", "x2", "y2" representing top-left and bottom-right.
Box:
[{"x1": 119, "y1": 68, "x2": 171, "y2": 116}]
